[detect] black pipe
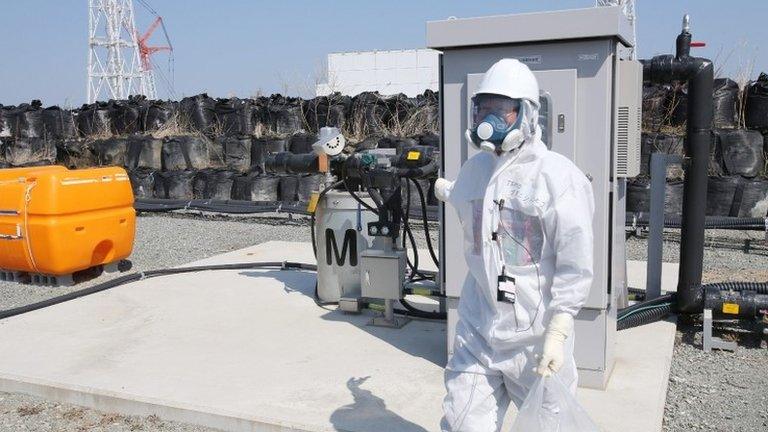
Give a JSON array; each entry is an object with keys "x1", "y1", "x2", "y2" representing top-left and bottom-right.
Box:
[
  {"x1": 642, "y1": 17, "x2": 714, "y2": 314},
  {"x1": 264, "y1": 152, "x2": 319, "y2": 174},
  {"x1": 704, "y1": 286, "x2": 768, "y2": 319},
  {"x1": 616, "y1": 281, "x2": 768, "y2": 330},
  {"x1": 677, "y1": 59, "x2": 714, "y2": 313}
]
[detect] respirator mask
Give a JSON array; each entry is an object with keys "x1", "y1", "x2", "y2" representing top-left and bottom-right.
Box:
[{"x1": 466, "y1": 94, "x2": 532, "y2": 153}]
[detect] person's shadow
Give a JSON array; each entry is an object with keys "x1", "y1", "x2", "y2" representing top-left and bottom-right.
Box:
[{"x1": 329, "y1": 376, "x2": 430, "y2": 432}]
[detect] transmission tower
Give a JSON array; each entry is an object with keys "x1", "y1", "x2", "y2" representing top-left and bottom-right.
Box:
[{"x1": 87, "y1": 0, "x2": 158, "y2": 102}]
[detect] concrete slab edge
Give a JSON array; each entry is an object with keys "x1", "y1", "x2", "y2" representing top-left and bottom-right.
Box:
[
  {"x1": 631, "y1": 319, "x2": 677, "y2": 432},
  {"x1": 652, "y1": 319, "x2": 677, "y2": 431},
  {"x1": 0, "y1": 372, "x2": 333, "y2": 432}
]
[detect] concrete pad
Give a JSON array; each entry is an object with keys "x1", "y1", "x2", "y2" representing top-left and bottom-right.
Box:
[
  {"x1": 627, "y1": 260, "x2": 680, "y2": 293},
  {"x1": 0, "y1": 241, "x2": 675, "y2": 432},
  {"x1": 577, "y1": 319, "x2": 677, "y2": 432}
]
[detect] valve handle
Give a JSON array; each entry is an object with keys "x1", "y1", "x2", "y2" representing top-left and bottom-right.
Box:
[{"x1": 690, "y1": 41, "x2": 706, "y2": 48}]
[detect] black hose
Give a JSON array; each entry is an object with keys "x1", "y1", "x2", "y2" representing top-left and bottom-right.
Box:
[
  {"x1": 702, "y1": 281, "x2": 768, "y2": 294},
  {"x1": 626, "y1": 212, "x2": 766, "y2": 231},
  {"x1": 135, "y1": 199, "x2": 311, "y2": 216},
  {"x1": 616, "y1": 292, "x2": 676, "y2": 330},
  {"x1": 617, "y1": 303, "x2": 674, "y2": 330},
  {"x1": 397, "y1": 159, "x2": 439, "y2": 179},
  {"x1": 618, "y1": 293, "x2": 676, "y2": 318},
  {"x1": 0, "y1": 261, "x2": 317, "y2": 321},
  {"x1": 409, "y1": 178, "x2": 440, "y2": 268},
  {"x1": 399, "y1": 299, "x2": 447, "y2": 320}
]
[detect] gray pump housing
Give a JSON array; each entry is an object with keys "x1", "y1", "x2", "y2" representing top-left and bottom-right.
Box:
[{"x1": 314, "y1": 191, "x2": 378, "y2": 302}]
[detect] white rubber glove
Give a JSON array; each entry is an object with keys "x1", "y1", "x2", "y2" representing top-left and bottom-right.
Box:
[
  {"x1": 434, "y1": 178, "x2": 454, "y2": 202},
  {"x1": 536, "y1": 312, "x2": 574, "y2": 376}
]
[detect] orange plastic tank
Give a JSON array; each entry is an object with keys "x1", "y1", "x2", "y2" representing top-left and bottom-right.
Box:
[{"x1": 0, "y1": 166, "x2": 136, "y2": 276}]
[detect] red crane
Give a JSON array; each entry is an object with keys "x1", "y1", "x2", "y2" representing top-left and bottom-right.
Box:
[{"x1": 136, "y1": 16, "x2": 172, "y2": 73}]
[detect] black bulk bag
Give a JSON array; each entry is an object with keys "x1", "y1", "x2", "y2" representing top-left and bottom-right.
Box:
[
  {"x1": 712, "y1": 78, "x2": 739, "y2": 129},
  {"x1": 714, "y1": 129, "x2": 764, "y2": 178},
  {"x1": 745, "y1": 72, "x2": 768, "y2": 130}
]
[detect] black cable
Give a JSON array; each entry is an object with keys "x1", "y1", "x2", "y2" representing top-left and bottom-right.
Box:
[
  {"x1": 402, "y1": 179, "x2": 420, "y2": 278},
  {"x1": 399, "y1": 299, "x2": 446, "y2": 320},
  {"x1": 0, "y1": 261, "x2": 316, "y2": 321},
  {"x1": 405, "y1": 223, "x2": 430, "y2": 280},
  {"x1": 343, "y1": 179, "x2": 378, "y2": 214},
  {"x1": 409, "y1": 178, "x2": 440, "y2": 268},
  {"x1": 135, "y1": 0, "x2": 159, "y2": 16}
]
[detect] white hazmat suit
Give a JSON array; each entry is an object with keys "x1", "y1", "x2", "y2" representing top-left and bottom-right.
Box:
[{"x1": 438, "y1": 59, "x2": 595, "y2": 432}]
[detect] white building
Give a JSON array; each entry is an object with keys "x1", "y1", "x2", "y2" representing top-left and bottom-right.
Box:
[{"x1": 316, "y1": 48, "x2": 440, "y2": 97}]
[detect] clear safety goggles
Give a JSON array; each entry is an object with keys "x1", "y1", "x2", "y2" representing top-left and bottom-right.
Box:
[{"x1": 471, "y1": 94, "x2": 521, "y2": 128}]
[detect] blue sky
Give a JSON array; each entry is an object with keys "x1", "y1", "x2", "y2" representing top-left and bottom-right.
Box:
[{"x1": 0, "y1": 0, "x2": 765, "y2": 106}]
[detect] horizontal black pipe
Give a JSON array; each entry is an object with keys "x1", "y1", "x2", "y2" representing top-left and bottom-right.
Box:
[
  {"x1": 264, "y1": 152, "x2": 319, "y2": 175},
  {"x1": 704, "y1": 285, "x2": 768, "y2": 319},
  {"x1": 617, "y1": 281, "x2": 768, "y2": 330}
]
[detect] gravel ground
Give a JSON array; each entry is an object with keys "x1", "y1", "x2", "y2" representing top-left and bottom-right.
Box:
[
  {"x1": 0, "y1": 214, "x2": 766, "y2": 431},
  {"x1": 0, "y1": 392, "x2": 212, "y2": 432},
  {"x1": 627, "y1": 228, "x2": 768, "y2": 432}
]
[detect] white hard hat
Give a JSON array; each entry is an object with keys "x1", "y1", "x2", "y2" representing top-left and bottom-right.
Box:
[{"x1": 473, "y1": 59, "x2": 540, "y2": 109}]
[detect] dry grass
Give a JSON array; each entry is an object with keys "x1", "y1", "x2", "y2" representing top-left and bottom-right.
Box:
[
  {"x1": 341, "y1": 106, "x2": 369, "y2": 142},
  {"x1": 98, "y1": 412, "x2": 126, "y2": 426},
  {"x1": 151, "y1": 112, "x2": 195, "y2": 139},
  {"x1": 62, "y1": 407, "x2": 86, "y2": 421},
  {"x1": 16, "y1": 404, "x2": 44, "y2": 417},
  {"x1": 388, "y1": 104, "x2": 438, "y2": 137},
  {"x1": 252, "y1": 122, "x2": 271, "y2": 138}
]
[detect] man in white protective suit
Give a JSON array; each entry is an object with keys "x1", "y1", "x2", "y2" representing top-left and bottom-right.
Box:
[{"x1": 435, "y1": 58, "x2": 595, "y2": 432}]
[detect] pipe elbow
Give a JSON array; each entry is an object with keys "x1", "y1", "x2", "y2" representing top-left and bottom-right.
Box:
[{"x1": 675, "y1": 285, "x2": 704, "y2": 314}]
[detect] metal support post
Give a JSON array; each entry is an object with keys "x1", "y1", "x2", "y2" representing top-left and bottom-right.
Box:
[
  {"x1": 646, "y1": 153, "x2": 682, "y2": 300},
  {"x1": 369, "y1": 299, "x2": 410, "y2": 328},
  {"x1": 702, "y1": 309, "x2": 737, "y2": 352}
]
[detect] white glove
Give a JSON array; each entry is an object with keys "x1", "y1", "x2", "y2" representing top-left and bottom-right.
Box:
[
  {"x1": 536, "y1": 312, "x2": 574, "y2": 377},
  {"x1": 434, "y1": 178, "x2": 454, "y2": 202}
]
